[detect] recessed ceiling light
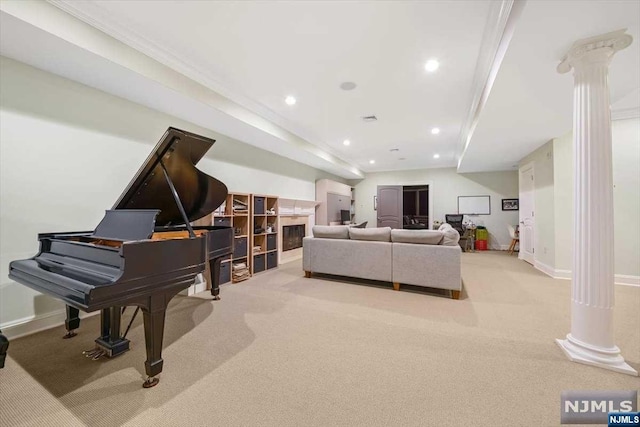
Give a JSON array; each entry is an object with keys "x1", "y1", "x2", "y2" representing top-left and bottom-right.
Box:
[
  {"x1": 433, "y1": 154, "x2": 440, "y2": 159},
  {"x1": 343, "y1": 139, "x2": 351, "y2": 146},
  {"x1": 340, "y1": 81, "x2": 357, "y2": 91},
  {"x1": 285, "y1": 96, "x2": 296, "y2": 105},
  {"x1": 431, "y1": 127, "x2": 440, "y2": 135},
  {"x1": 425, "y1": 59, "x2": 440, "y2": 72},
  {"x1": 369, "y1": 160, "x2": 375, "y2": 164}
]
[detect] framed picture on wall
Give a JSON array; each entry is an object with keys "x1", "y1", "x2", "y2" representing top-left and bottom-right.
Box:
[{"x1": 502, "y1": 199, "x2": 519, "y2": 211}]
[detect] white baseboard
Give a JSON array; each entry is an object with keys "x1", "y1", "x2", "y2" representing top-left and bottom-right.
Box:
[
  {"x1": 179, "y1": 274, "x2": 208, "y2": 296},
  {"x1": 534, "y1": 261, "x2": 639, "y2": 287},
  {"x1": 2, "y1": 277, "x2": 205, "y2": 340},
  {"x1": 534, "y1": 260, "x2": 557, "y2": 278},
  {"x1": 1, "y1": 309, "x2": 99, "y2": 340},
  {"x1": 554, "y1": 269, "x2": 571, "y2": 280},
  {"x1": 615, "y1": 274, "x2": 640, "y2": 287}
]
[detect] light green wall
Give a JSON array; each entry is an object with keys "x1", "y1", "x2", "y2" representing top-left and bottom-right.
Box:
[
  {"x1": 519, "y1": 140, "x2": 556, "y2": 268},
  {"x1": 0, "y1": 56, "x2": 345, "y2": 329},
  {"x1": 552, "y1": 132, "x2": 573, "y2": 272},
  {"x1": 520, "y1": 119, "x2": 640, "y2": 278},
  {"x1": 352, "y1": 168, "x2": 520, "y2": 249},
  {"x1": 552, "y1": 120, "x2": 640, "y2": 276},
  {"x1": 611, "y1": 118, "x2": 640, "y2": 277}
]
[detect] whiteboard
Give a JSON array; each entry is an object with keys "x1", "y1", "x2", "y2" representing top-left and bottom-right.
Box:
[{"x1": 458, "y1": 196, "x2": 491, "y2": 215}]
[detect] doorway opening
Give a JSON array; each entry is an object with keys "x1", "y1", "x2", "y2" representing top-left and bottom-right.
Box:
[
  {"x1": 376, "y1": 184, "x2": 432, "y2": 229},
  {"x1": 518, "y1": 163, "x2": 535, "y2": 265},
  {"x1": 402, "y1": 185, "x2": 429, "y2": 229}
]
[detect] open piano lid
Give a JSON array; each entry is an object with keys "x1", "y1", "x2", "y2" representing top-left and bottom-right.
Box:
[{"x1": 113, "y1": 127, "x2": 228, "y2": 227}]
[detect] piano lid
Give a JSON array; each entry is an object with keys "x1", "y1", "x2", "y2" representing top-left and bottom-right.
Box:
[{"x1": 113, "y1": 128, "x2": 228, "y2": 227}]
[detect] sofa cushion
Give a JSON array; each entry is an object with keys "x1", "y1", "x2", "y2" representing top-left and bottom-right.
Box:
[
  {"x1": 349, "y1": 227, "x2": 391, "y2": 242},
  {"x1": 312, "y1": 225, "x2": 350, "y2": 239},
  {"x1": 391, "y1": 229, "x2": 444, "y2": 245},
  {"x1": 439, "y1": 223, "x2": 461, "y2": 246},
  {"x1": 350, "y1": 221, "x2": 368, "y2": 229}
]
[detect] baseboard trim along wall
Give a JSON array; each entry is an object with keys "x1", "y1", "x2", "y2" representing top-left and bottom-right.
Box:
[
  {"x1": 181, "y1": 275, "x2": 208, "y2": 296},
  {"x1": 534, "y1": 260, "x2": 557, "y2": 278},
  {"x1": 2, "y1": 279, "x2": 207, "y2": 340},
  {"x1": 534, "y1": 260, "x2": 640, "y2": 287},
  {"x1": 1, "y1": 309, "x2": 99, "y2": 340},
  {"x1": 4, "y1": 260, "x2": 635, "y2": 340}
]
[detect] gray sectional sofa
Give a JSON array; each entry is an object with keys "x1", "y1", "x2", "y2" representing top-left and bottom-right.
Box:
[{"x1": 302, "y1": 224, "x2": 462, "y2": 299}]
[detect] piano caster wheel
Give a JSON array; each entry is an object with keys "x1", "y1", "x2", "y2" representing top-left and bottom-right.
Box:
[
  {"x1": 63, "y1": 331, "x2": 77, "y2": 339},
  {"x1": 143, "y1": 377, "x2": 159, "y2": 388},
  {"x1": 213, "y1": 295, "x2": 221, "y2": 301}
]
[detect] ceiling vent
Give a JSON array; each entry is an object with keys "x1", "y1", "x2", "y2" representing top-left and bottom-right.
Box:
[{"x1": 362, "y1": 115, "x2": 378, "y2": 122}]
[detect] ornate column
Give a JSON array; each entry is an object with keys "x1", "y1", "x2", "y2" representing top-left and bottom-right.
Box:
[{"x1": 555, "y1": 30, "x2": 637, "y2": 376}]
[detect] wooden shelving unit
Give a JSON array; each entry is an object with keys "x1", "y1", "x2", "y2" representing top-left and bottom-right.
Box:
[
  {"x1": 193, "y1": 192, "x2": 251, "y2": 285},
  {"x1": 228, "y1": 193, "x2": 251, "y2": 282},
  {"x1": 250, "y1": 194, "x2": 279, "y2": 275},
  {"x1": 194, "y1": 192, "x2": 279, "y2": 283}
]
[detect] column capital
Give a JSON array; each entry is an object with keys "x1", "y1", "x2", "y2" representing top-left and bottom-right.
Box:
[{"x1": 557, "y1": 29, "x2": 632, "y2": 74}]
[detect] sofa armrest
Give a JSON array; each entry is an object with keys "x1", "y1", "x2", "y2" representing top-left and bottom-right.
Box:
[{"x1": 303, "y1": 236, "x2": 313, "y2": 272}]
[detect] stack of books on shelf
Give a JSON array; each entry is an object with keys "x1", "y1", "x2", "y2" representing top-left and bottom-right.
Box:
[
  {"x1": 232, "y1": 198, "x2": 248, "y2": 213},
  {"x1": 213, "y1": 200, "x2": 226, "y2": 216},
  {"x1": 232, "y1": 262, "x2": 250, "y2": 282}
]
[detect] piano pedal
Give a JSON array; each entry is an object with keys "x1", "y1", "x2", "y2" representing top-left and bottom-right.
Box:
[
  {"x1": 143, "y1": 376, "x2": 159, "y2": 388},
  {"x1": 83, "y1": 348, "x2": 103, "y2": 359},
  {"x1": 91, "y1": 351, "x2": 105, "y2": 361},
  {"x1": 63, "y1": 331, "x2": 77, "y2": 339}
]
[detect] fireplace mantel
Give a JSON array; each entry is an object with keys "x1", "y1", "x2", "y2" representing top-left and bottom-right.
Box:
[
  {"x1": 278, "y1": 198, "x2": 320, "y2": 216},
  {"x1": 278, "y1": 199, "x2": 317, "y2": 264}
]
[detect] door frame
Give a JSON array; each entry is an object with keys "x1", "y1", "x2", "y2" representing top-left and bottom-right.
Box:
[
  {"x1": 376, "y1": 181, "x2": 434, "y2": 229},
  {"x1": 518, "y1": 162, "x2": 535, "y2": 264}
]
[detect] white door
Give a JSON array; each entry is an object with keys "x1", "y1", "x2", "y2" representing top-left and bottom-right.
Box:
[{"x1": 519, "y1": 163, "x2": 535, "y2": 264}]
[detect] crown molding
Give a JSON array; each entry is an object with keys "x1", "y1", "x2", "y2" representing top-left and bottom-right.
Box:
[
  {"x1": 47, "y1": 0, "x2": 349, "y2": 166},
  {"x1": 456, "y1": 0, "x2": 526, "y2": 170}
]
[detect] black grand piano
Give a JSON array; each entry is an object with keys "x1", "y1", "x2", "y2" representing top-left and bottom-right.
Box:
[{"x1": 6, "y1": 127, "x2": 233, "y2": 387}]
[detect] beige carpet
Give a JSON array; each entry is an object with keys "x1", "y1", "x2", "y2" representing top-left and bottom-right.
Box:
[{"x1": 0, "y1": 251, "x2": 638, "y2": 427}]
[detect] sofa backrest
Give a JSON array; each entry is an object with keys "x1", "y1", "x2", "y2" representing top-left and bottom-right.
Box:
[
  {"x1": 311, "y1": 225, "x2": 460, "y2": 246},
  {"x1": 349, "y1": 227, "x2": 392, "y2": 242},
  {"x1": 312, "y1": 225, "x2": 350, "y2": 239},
  {"x1": 391, "y1": 229, "x2": 443, "y2": 245}
]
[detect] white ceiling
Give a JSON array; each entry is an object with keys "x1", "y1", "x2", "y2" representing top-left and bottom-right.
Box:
[
  {"x1": 0, "y1": 1, "x2": 365, "y2": 179},
  {"x1": 458, "y1": 0, "x2": 640, "y2": 172},
  {"x1": 1, "y1": 1, "x2": 638, "y2": 176},
  {"x1": 50, "y1": 0, "x2": 493, "y2": 173}
]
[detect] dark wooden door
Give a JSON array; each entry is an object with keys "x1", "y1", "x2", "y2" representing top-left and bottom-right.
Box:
[{"x1": 377, "y1": 185, "x2": 403, "y2": 228}]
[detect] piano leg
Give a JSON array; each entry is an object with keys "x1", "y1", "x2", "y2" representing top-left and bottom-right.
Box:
[
  {"x1": 92, "y1": 307, "x2": 130, "y2": 359},
  {"x1": 63, "y1": 305, "x2": 80, "y2": 339},
  {"x1": 208, "y1": 257, "x2": 222, "y2": 300},
  {"x1": 141, "y1": 296, "x2": 166, "y2": 388},
  {"x1": 0, "y1": 330, "x2": 8, "y2": 369}
]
